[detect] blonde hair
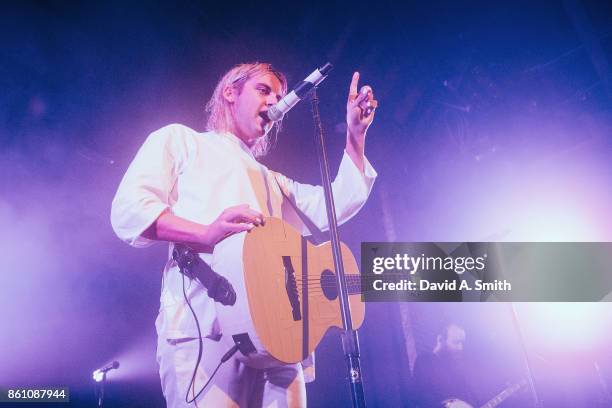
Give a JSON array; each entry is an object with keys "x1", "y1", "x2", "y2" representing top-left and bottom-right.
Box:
[{"x1": 205, "y1": 62, "x2": 288, "y2": 158}]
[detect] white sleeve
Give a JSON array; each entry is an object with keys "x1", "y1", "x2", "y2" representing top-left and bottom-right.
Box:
[
  {"x1": 273, "y1": 150, "x2": 377, "y2": 235},
  {"x1": 110, "y1": 124, "x2": 193, "y2": 247}
]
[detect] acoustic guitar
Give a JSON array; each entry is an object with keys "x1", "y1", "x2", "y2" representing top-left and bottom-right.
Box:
[
  {"x1": 442, "y1": 379, "x2": 527, "y2": 408},
  {"x1": 175, "y1": 217, "x2": 364, "y2": 368}
]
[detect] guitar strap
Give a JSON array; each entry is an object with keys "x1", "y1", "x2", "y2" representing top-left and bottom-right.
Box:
[
  {"x1": 272, "y1": 174, "x2": 327, "y2": 244},
  {"x1": 172, "y1": 243, "x2": 236, "y2": 306}
]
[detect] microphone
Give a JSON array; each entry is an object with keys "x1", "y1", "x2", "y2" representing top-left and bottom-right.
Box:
[
  {"x1": 92, "y1": 361, "x2": 120, "y2": 382},
  {"x1": 265, "y1": 62, "x2": 333, "y2": 122},
  {"x1": 97, "y1": 361, "x2": 120, "y2": 373}
]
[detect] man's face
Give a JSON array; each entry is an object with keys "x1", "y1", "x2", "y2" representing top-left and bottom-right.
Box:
[
  {"x1": 227, "y1": 73, "x2": 283, "y2": 147},
  {"x1": 444, "y1": 325, "x2": 466, "y2": 355}
]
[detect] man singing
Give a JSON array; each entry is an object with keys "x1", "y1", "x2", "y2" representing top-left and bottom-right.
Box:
[{"x1": 110, "y1": 62, "x2": 377, "y2": 407}]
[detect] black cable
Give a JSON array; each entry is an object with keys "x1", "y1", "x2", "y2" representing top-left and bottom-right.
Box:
[
  {"x1": 180, "y1": 265, "x2": 240, "y2": 404},
  {"x1": 181, "y1": 271, "x2": 204, "y2": 404}
]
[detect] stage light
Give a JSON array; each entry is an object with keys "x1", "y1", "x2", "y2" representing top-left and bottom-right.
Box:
[
  {"x1": 100, "y1": 336, "x2": 158, "y2": 382},
  {"x1": 93, "y1": 370, "x2": 104, "y2": 383},
  {"x1": 514, "y1": 303, "x2": 612, "y2": 353}
]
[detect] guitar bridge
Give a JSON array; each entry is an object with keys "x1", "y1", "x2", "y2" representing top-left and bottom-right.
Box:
[{"x1": 282, "y1": 256, "x2": 302, "y2": 321}]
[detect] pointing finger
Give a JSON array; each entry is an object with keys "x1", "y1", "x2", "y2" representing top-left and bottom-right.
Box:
[{"x1": 349, "y1": 72, "x2": 359, "y2": 99}]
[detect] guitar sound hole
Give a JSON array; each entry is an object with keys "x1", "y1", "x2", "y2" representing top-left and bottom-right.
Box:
[{"x1": 320, "y1": 269, "x2": 338, "y2": 300}]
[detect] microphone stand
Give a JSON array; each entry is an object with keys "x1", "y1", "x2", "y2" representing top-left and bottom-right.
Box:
[
  {"x1": 97, "y1": 372, "x2": 107, "y2": 408},
  {"x1": 310, "y1": 88, "x2": 366, "y2": 408}
]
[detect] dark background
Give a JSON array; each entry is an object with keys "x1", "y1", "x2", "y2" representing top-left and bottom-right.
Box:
[{"x1": 2, "y1": 0, "x2": 612, "y2": 406}]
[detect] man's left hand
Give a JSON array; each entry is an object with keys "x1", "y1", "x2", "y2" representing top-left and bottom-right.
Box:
[{"x1": 346, "y1": 71, "x2": 378, "y2": 141}]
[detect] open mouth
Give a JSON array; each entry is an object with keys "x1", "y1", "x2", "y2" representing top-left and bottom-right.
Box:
[{"x1": 259, "y1": 111, "x2": 271, "y2": 126}]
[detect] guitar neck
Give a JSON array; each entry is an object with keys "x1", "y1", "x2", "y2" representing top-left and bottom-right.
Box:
[
  {"x1": 480, "y1": 382, "x2": 524, "y2": 408},
  {"x1": 346, "y1": 275, "x2": 362, "y2": 295}
]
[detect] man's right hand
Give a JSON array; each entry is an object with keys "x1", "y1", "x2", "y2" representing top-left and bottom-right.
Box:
[
  {"x1": 202, "y1": 204, "x2": 264, "y2": 248},
  {"x1": 143, "y1": 204, "x2": 264, "y2": 253}
]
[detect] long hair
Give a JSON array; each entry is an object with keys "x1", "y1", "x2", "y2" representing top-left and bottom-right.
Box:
[{"x1": 205, "y1": 62, "x2": 287, "y2": 158}]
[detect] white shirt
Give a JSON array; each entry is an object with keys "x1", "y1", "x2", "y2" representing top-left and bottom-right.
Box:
[{"x1": 111, "y1": 124, "x2": 376, "y2": 339}]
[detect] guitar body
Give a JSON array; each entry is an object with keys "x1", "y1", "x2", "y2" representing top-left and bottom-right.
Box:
[
  {"x1": 442, "y1": 399, "x2": 473, "y2": 408},
  {"x1": 441, "y1": 379, "x2": 526, "y2": 408},
  {"x1": 215, "y1": 217, "x2": 364, "y2": 367}
]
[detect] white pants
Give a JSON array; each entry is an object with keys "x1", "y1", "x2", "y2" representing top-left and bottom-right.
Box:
[{"x1": 157, "y1": 336, "x2": 307, "y2": 407}]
